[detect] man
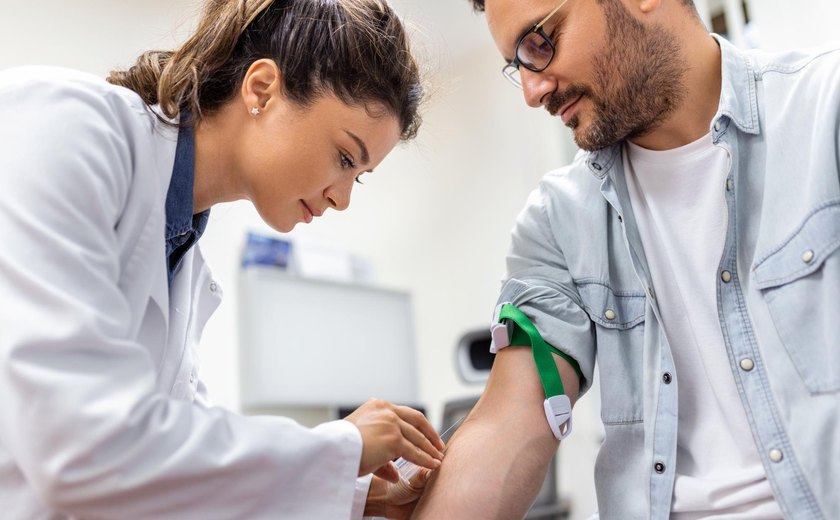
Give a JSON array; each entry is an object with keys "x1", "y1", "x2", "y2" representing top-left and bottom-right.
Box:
[{"x1": 414, "y1": 0, "x2": 840, "y2": 518}]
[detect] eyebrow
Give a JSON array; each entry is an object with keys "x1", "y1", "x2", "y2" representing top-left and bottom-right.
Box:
[
  {"x1": 343, "y1": 129, "x2": 370, "y2": 166},
  {"x1": 504, "y1": 1, "x2": 569, "y2": 63},
  {"x1": 503, "y1": 16, "x2": 546, "y2": 63}
]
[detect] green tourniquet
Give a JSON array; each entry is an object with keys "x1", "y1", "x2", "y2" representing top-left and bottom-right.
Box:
[{"x1": 497, "y1": 305, "x2": 583, "y2": 397}]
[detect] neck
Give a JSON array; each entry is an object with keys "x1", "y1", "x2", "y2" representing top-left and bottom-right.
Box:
[
  {"x1": 192, "y1": 103, "x2": 246, "y2": 214},
  {"x1": 630, "y1": 30, "x2": 722, "y2": 151}
]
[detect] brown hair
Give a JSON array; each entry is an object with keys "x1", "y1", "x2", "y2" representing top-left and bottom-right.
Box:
[{"x1": 108, "y1": 0, "x2": 423, "y2": 140}]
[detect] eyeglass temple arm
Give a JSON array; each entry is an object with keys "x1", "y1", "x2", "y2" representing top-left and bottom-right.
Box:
[{"x1": 536, "y1": 0, "x2": 569, "y2": 30}]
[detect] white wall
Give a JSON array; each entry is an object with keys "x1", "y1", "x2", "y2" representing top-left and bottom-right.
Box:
[
  {"x1": 0, "y1": 0, "x2": 198, "y2": 75},
  {"x1": 746, "y1": 0, "x2": 840, "y2": 50}
]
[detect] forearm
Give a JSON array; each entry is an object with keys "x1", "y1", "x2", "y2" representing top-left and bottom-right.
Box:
[
  {"x1": 414, "y1": 347, "x2": 579, "y2": 518},
  {"x1": 414, "y1": 407, "x2": 559, "y2": 518}
]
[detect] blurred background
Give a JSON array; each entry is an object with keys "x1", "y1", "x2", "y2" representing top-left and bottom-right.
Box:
[{"x1": 2, "y1": 1, "x2": 838, "y2": 517}]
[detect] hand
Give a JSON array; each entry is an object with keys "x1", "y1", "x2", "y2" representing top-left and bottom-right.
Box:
[
  {"x1": 344, "y1": 399, "x2": 445, "y2": 480},
  {"x1": 364, "y1": 468, "x2": 433, "y2": 519}
]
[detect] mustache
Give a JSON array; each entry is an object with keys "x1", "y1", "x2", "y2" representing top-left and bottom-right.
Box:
[{"x1": 546, "y1": 85, "x2": 591, "y2": 116}]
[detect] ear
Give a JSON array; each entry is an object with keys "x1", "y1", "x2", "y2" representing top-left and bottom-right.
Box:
[
  {"x1": 638, "y1": 0, "x2": 662, "y2": 14},
  {"x1": 241, "y1": 58, "x2": 283, "y2": 114}
]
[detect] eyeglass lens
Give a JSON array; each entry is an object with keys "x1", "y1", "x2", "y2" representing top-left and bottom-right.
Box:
[{"x1": 517, "y1": 31, "x2": 553, "y2": 71}]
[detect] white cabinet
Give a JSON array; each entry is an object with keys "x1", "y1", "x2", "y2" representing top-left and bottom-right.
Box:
[{"x1": 238, "y1": 268, "x2": 419, "y2": 410}]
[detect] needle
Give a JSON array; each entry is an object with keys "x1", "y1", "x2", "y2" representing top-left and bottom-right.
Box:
[{"x1": 394, "y1": 415, "x2": 466, "y2": 482}]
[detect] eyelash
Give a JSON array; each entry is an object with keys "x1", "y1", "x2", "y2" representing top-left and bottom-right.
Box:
[
  {"x1": 549, "y1": 25, "x2": 562, "y2": 45},
  {"x1": 339, "y1": 151, "x2": 364, "y2": 185},
  {"x1": 339, "y1": 151, "x2": 355, "y2": 169}
]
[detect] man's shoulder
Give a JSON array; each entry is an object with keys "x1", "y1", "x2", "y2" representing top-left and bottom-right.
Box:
[
  {"x1": 519, "y1": 149, "x2": 613, "y2": 230},
  {"x1": 538, "y1": 150, "x2": 605, "y2": 198},
  {"x1": 749, "y1": 42, "x2": 840, "y2": 81},
  {"x1": 748, "y1": 43, "x2": 840, "y2": 129}
]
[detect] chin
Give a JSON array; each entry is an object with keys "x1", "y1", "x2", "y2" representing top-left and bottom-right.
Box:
[
  {"x1": 260, "y1": 217, "x2": 297, "y2": 234},
  {"x1": 256, "y1": 206, "x2": 297, "y2": 233},
  {"x1": 276, "y1": 221, "x2": 297, "y2": 233}
]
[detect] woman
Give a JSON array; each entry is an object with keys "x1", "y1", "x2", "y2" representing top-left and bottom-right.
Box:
[{"x1": 0, "y1": 0, "x2": 443, "y2": 518}]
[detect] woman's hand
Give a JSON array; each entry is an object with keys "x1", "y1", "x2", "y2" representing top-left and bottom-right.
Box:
[
  {"x1": 344, "y1": 399, "x2": 444, "y2": 480},
  {"x1": 364, "y1": 468, "x2": 432, "y2": 519}
]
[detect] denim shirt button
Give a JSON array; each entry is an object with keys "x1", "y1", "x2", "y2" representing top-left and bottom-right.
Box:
[
  {"x1": 726, "y1": 178, "x2": 734, "y2": 191},
  {"x1": 654, "y1": 461, "x2": 666, "y2": 474},
  {"x1": 721, "y1": 270, "x2": 732, "y2": 283},
  {"x1": 591, "y1": 162, "x2": 603, "y2": 171},
  {"x1": 802, "y1": 250, "x2": 815, "y2": 263},
  {"x1": 740, "y1": 358, "x2": 755, "y2": 371},
  {"x1": 714, "y1": 120, "x2": 722, "y2": 132},
  {"x1": 604, "y1": 309, "x2": 616, "y2": 321},
  {"x1": 662, "y1": 372, "x2": 672, "y2": 384},
  {"x1": 769, "y1": 449, "x2": 784, "y2": 463}
]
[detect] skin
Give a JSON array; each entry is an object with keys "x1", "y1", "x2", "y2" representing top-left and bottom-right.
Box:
[
  {"x1": 491, "y1": 0, "x2": 721, "y2": 151},
  {"x1": 190, "y1": 60, "x2": 445, "y2": 513},
  {"x1": 414, "y1": 0, "x2": 723, "y2": 517},
  {"x1": 192, "y1": 59, "x2": 402, "y2": 230}
]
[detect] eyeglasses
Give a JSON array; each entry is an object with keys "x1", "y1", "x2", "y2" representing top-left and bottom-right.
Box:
[{"x1": 502, "y1": 0, "x2": 569, "y2": 88}]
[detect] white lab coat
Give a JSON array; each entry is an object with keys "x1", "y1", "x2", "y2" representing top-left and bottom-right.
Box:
[{"x1": 0, "y1": 67, "x2": 366, "y2": 519}]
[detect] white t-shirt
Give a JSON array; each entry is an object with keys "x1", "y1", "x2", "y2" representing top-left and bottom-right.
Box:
[{"x1": 624, "y1": 134, "x2": 782, "y2": 519}]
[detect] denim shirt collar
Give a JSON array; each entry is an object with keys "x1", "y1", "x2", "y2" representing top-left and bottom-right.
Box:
[
  {"x1": 584, "y1": 33, "x2": 761, "y2": 181},
  {"x1": 164, "y1": 117, "x2": 210, "y2": 284}
]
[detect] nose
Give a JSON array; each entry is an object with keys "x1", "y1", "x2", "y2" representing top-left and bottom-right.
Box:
[
  {"x1": 520, "y1": 68, "x2": 557, "y2": 108},
  {"x1": 324, "y1": 180, "x2": 352, "y2": 212}
]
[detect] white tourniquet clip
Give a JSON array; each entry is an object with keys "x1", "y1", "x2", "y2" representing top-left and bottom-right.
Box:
[{"x1": 492, "y1": 303, "x2": 573, "y2": 441}]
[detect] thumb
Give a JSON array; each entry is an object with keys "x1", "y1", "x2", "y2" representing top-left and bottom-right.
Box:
[{"x1": 408, "y1": 468, "x2": 433, "y2": 490}]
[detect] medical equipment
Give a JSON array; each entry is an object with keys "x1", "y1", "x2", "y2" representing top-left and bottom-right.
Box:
[
  {"x1": 394, "y1": 416, "x2": 465, "y2": 483},
  {"x1": 491, "y1": 304, "x2": 574, "y2": 440}
]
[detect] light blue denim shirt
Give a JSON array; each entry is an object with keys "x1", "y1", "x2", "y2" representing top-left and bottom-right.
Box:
[{"x1": 497, "y1": 36, "x2": 840, "y2": 519}]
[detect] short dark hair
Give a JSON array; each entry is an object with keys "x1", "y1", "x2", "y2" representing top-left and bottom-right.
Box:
[{"x1": 466, "y1": 0, "x2": 696, "y2": 13}]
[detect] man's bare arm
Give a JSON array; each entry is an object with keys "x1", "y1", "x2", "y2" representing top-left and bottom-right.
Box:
[{"x1": 413, "y1": 346, "x2": 581, "y2": 519}]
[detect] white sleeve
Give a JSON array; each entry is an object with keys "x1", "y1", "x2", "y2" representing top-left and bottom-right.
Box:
[
  {"x1": 0, "y1": 71, "x2": 362, "y2": 518},
  {"x1": 351, "y1": 474, "x2": 373, "y2": 519}
]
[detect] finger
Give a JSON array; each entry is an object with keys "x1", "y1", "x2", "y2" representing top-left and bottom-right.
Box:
[
  {"x1": 394, "y1": 405, "x2": 446, "y2": 450},
  {"x1": 374, "y1": 461, "x2": 400, "y2": 483},
  {"x1": 397, "y1": 437, "x2": 443, "y2": 471},
  {"x1": 397, "y1": 419, "x2": 445, "y2": 465}
]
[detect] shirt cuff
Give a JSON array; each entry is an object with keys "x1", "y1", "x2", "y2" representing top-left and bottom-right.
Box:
[{"x1": 351, "y1": 473, "x2": 373, "y2": 519}]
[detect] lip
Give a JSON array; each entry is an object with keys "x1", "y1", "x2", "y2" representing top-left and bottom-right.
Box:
[
  {"x1": 301, "y1": 200, "x2": 314, "y2": 224},
  {"x1": 559, "y1": 95, "x2": 583, "y2": 125}
]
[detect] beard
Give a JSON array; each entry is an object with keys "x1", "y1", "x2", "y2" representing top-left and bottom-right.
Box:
[{"x1": 547, "y1": 0, "x2": 689, "y2": 151}]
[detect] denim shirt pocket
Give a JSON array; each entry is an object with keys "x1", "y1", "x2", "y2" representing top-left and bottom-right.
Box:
[
  {"x1": 577, "y1": 281, "x2": 647, "y2": 424},
  {"x1": 752, "y1": 200, "x2": 840, "y2": 394}
]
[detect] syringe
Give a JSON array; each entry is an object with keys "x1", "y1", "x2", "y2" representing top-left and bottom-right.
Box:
[{"x1": 393, "y1": 416, "x2": 465, "y2": 483}]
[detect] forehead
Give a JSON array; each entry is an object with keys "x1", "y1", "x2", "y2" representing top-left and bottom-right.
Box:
[
  {"x1": 310, "y1": 95, "x2": 401, "y2": 157},
  {"x1": 485, "y1": 0, "x2": 558, "y2": 54}
]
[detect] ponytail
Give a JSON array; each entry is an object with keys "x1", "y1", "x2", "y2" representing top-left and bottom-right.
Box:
[
  {"x1": 107, "y1": 0, "x2": 273, "y2": 121},
  {"x1": 108, "y1": 0, "x2": 424, "y2": 140}
]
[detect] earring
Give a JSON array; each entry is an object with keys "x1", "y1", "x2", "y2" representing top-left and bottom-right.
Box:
[{"x1": 250, "y1": 107, "x2": 260, "y2": 116}]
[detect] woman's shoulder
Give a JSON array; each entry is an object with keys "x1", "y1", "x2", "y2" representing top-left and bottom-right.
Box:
[{"x1": 0, "y1": 65, "x2": 170, "y2": 136}]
